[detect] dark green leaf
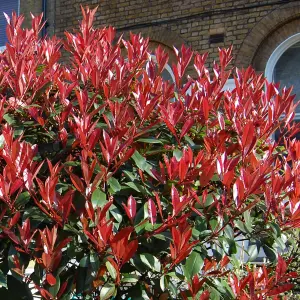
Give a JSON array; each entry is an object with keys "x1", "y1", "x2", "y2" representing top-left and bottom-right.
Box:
[
  {"x1": 137, "y1": 138, "x2": 163, "y2": 144},
  {"x1": 121, "y1": 273, "x2": 140, "y2": 283},
  {"x1": 15, "y1": 192, "x2": 31, "y2": 208},
  {"x1": 99, "y1": 283, "x2": 115, "y2": 300},
  {"x1": 110, "y1": 205, "x2": 123, "y2": 223},
  {"x1": 184, "y1": 251, "x2": 203, "y2": 280},
  {"x1": 106, "y1": 261, "x2": 117, "y2": 280},
  {"x1": 262, "y1": 245, "x2": 276, "y2": 262},
  {"x1": 3, "y1": 114, "x2": 15, "y2": 125},
  {"x1": 91, "y1": 189, "x2": 107, "y2": 208},
  {"x1": 247, "y1": 241, "x2": 260, "y2": 262},
  {"x1": 108, "y1": 177, "x2": 121, "y2": 193},
  {"x1": 140, "y1": 253, "x2": 161, "y2": 272},
  {"x1": 0, "y1": 270, "x2": 7, "y2": 289},
  {"x1": 132, "y1": 151, "x2": 147, "y2": 171}
]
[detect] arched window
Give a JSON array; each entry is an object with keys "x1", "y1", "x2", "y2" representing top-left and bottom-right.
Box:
[{"x1": 265, "y1": 33, "x2": 300, "y2": 140}]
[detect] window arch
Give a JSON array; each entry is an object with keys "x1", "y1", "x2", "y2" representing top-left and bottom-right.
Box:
[{"x1": 265, "y1": 33, "x2": 300, "y2": 115}]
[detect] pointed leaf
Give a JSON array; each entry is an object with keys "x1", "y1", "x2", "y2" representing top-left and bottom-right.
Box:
[
  {"x1": 184, "y1": 251, "x2": 204, "y2": 280},
  {"x1": 140, "y1": 253, "x2": 161, "y2": 272},
  {"x1": 91, "y1": 189, "x2": 107, "y2": 208}
]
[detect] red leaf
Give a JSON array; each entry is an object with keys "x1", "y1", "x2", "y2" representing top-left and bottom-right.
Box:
[
  {"x1": 70, "y1": 173, "x2": 85, "y2": 193},
  {"x1": 148, "y1": 198, "x2": 157, "y2": 225},
  {"x1": 46, "y1": 273, "x2": 56, "y2": 286},
  {"x1": 9, "y1": 211, "x2": 21, "y2": 227},
  {"x1": 199, "y1": 291, "x2": 210, "y2": 300},
  {"x1": 241, "y1": 122, "x2": 256, "y2": 157},
  {"x1": 171, "y1": 185, "x2": 180, "y2": 216},
  {"x1": 180, "y1": 118, "x2": 194, "y2": 141},
  {"x1": 276, "y1": 255, "x2": 287, "y2": 282},
  {"x1": 267, "y1": 284, "x2": 294, "y2": 296},
  {"x1": 127, "y1": 195, "x2": 136, "y2": 220}
]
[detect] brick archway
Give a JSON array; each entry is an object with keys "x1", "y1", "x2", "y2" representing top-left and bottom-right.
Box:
[
  {"x1": 235, "y1": 1, "x2": 300, "y2": 70},
  {"x1": 252, "y1": 19, "x2": 300, "y2": 74},
  {"x1": 121, "y1": 26, "x2": 195, "y2": 76}
]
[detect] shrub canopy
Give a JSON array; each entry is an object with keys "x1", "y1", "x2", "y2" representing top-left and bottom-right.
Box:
[{"x1": 0, "y1": 7, "x2": 299, "y2": 300}]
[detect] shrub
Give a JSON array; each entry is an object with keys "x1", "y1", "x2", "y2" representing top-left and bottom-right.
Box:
[{"x1": 0, "y1": 7, "x2": 299, "y2": 300}]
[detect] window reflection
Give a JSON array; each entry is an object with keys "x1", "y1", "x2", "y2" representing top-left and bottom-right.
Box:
[{"x1": 274, "y1": 41, "x2": 300, "y2": 113}]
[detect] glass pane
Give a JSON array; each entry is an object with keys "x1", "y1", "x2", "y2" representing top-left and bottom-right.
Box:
[
  {"x1": 274, "y1": 41, "x2": 300, "y2": 113},
  {"x1": 161, "y1": 68, "x2": 173, "y2": 82}
]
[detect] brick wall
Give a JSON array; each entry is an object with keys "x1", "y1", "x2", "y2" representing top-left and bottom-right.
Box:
[
  {"x1": 19, "y1": 0, "x2": 42, "y2": 29},
  {"x1": 37, "y1": 1, "x2": 300, "y2": 73}
]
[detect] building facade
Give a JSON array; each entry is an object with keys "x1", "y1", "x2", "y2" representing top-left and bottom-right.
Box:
[{"x1": 3, "y1": 0, "x2": 298, "y2": 112}]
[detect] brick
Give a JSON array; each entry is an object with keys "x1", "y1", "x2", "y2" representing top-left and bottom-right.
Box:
[{"x1": 16, "y1": 0, "x2": 300, "y2": 72}]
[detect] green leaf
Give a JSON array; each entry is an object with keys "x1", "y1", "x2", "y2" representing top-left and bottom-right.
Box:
[
  {"x1": 23, "y1": 207, "x2": 51, "y2": 227},
  {"x1": 90, "y1": 252, "x2": 100, "y2": 275},
  {"x1": 14, "y1": 126, "x2": 24, "y2": 137},
  {"x1": 8, "y1": 246, "x2": 23, "y2": 282},
  {"x1": 140, "y1": 253, "x2": 161, "y2": 272},
  {"x1": 160, "y1": 275, "x2": 168, "y2": 292},
  {"x1": 64, "y1": 161, "x2": 81, "y2": 167},
  {"x1": 168, "y1": 280, "x2": 178, "y2": 297},
  {"x1": 131, "y1": 151, "x2": 156, "y2": 178},
  {"x1": 224, "y1": 225, "x2": 234, "y2": 240},
  {"x1": 132, "y1": 151, "x2": 147, "y2": 171},
  {"x1": 167, "y1": 271, "x2": 185, "y2": 281},
  {"x1": 222, "y1": 238, "x2": 237, "y2": 256},
  {"x1": 269, "y1": 222, "x2": 281, "y2": 238},
  {"x1": 0, "y1": 270, "x2": 7, "y2": 289},
  {"x1": 125, "y1": 182, "x2": 147, "y2": 194},
  {"x1": 121, "y1": 273, "x2": 140, "y2": 283},
  {"x1": 234, "y1": 220, "x2": 248, "y2": 233},
  {"x1": 173, "y1": 148, "x2": 182, "y2": 161},
  {"x1": 243, "y1": 211, "x2": 253, "y2": 233},
  {"x1": 91, "y1": 189, "x2": 107, "y2": 208},
  {"x1": 15, "y1": 192, "x2": 31, "y2": 208},
  {"x1": 3, "y1": 114, "x2": 15, "y2": 125},
  {"x1": 0, "y1": 135, "x2": 4, "y2": 149},
  {"x1": 137, "y1": 138, "x2": 163, "y2": 144},
  {"x1": 123, "y1": 170, "x2": 136, "y2": 181},
  {"x1": 100, "y1": 283, "x2": 116, "y2": 300},
  {"x1": 247, "y1": 242, "x2": 260, "y2": 262},
  {"x1": 184, "y1": 135, "x2": 195, "y2": 146},
  {"x1": 110, "y1": 205, "x2": 122, "y2": 223},
  {"x1": 106, "y1": 261, "x2": 117, "y2": 280},
  {"x1": 108, "y1": 177, "x2": 121, "y2": 193},
  {"x1": 79, "y1": 256, "x2": 89, "y2": 268},
  {"x1": 195, "y1": 193, "x2": 214, "y2": 208},
  {"x1": 184, "y1": 251, "x2": 203, "y2": 280},
  {"x1": 212, "y1": 278, "x2": 235, "y2": 299},
  {"x1": 36, "y1": 64, "x2": 46, "y2": 73},
  {"x1": 262, "y1": 245, "x2": 276, "y2": 262}
]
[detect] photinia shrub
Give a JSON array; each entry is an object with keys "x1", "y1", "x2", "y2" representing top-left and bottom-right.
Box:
[{"x1": 0, "y1": 6, "x2": 299, "y2": 300}]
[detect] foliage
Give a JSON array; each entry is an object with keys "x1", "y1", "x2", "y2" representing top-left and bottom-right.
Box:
[{"x1": 0, "y1": 7, "x2": 299, "y2": 299}]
